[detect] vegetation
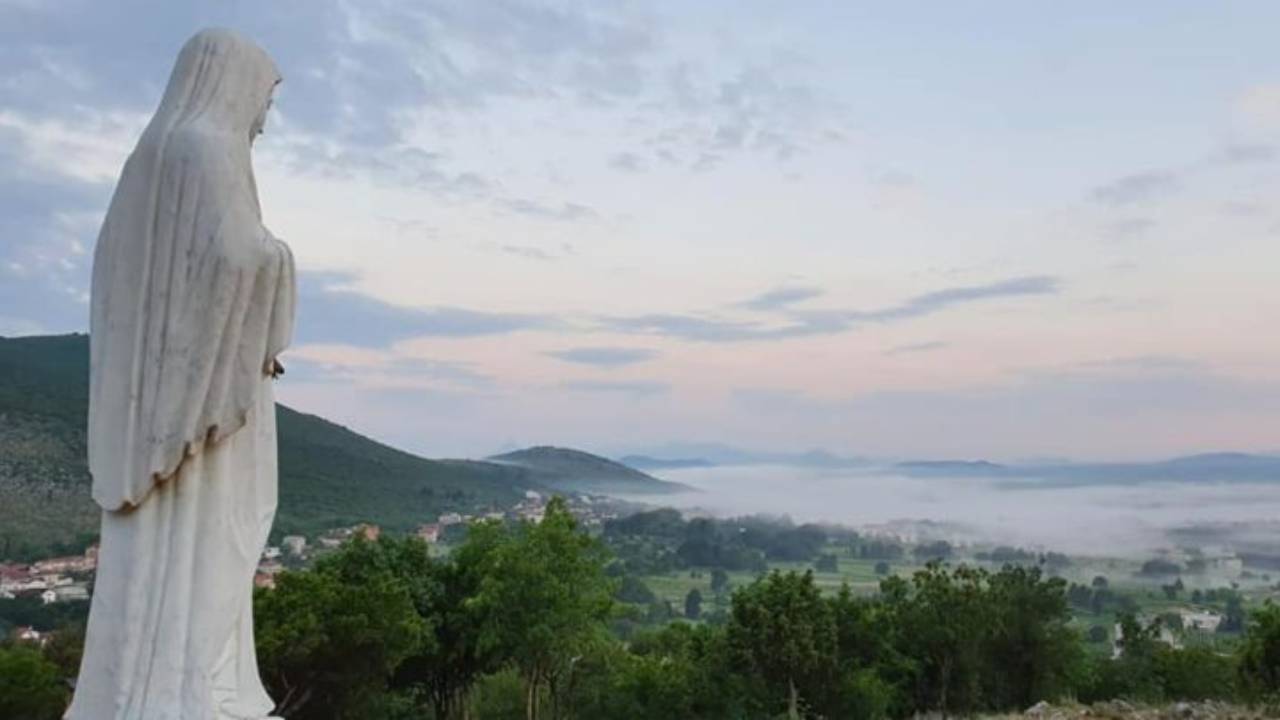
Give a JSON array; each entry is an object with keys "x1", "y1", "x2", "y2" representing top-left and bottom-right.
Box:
[{"x1": 6, "y1": 500, "x2": 1280, "y2": 719}]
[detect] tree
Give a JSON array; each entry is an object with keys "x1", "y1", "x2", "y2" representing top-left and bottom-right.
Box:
[
  {"x1": 889, "y1": 563, "x2": 987, "y2": 714},
  {"x1": 1240, "y1": 602, "x2": 1280, "y2": 696},
  {"x1": 710, "y1": 567, "x2": 729, "y2": 595},
  {"x1": 1221, "y1": 592, "x2": 1247, "y2": 633},
  {"x1": 728, "y1": 570, "x2": 837, "y2": 719},
  {"x1": 912, "y1": 541, "x2": 953, "y2": 562},
  {"x1": 471, "y1": 497, "x2": 613, "y2": 720},
  {"x1": 616, "y1": 575, "x2": 658, "y2": 605},
  {"x1": 392, "y1": 523, "x2": 508, "y2": 720},
  {"x1": 0, "y1": 644, "x2": 70, "y2": 720},
  {"x1": 982, "y1": 565, "x2": 1081, "y2": 709},
  {"x1": 685, "y1": 589, "x2": 703, "y2": 620},
  {"x1": 254, "y1": 538, "x2": 428, "y2": 719},
  {"x1": 814, "y1": 553, "x2": 838, "y2": 573}
]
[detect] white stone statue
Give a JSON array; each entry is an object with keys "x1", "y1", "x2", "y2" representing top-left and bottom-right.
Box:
[{"x1": 67, "y1": 28, "x2": 294, "y2": 720}]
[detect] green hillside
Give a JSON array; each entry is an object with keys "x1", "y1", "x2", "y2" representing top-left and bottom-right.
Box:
[
  {"x1": 0, "y1": 334, "x2": 539, "y2": 560},
  {"x1": 489, "y1": 445, "x2": 691, "y2": 494}
]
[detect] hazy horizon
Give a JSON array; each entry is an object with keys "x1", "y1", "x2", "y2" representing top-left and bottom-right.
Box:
[{"x1": 632, "y1": 464, "x2": 1280, "y2": 557}]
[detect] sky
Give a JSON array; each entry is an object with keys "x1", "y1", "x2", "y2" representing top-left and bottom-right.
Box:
[{"x1": 2, "y1": 1, "x2": 1278, "y2": 461}]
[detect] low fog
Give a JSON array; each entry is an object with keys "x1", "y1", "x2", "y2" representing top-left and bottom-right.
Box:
[{"x1": 644, "y1": 465, "x2": 1280, "y2": 557}]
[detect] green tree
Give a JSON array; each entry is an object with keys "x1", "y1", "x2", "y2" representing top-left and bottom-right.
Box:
[
  {"x1": 1240, "y1": 602, "x2": 1280, "y2": 697},
  {"x1": 685, "y1": 589, "x2": 703, "y2": 620},
  {"x1": 710, "y1": 567, "x2": 729, "y2": 595},
  {"x1": 394, "y1": 521, "x2": 508, "y2": 719},
  {"x1": 728, "y1": 570, "x2": 837, "y2": 719},
  {"x1": 254, "y1": 539, "x2": 428, "y2": 719},
  {"x1": 471, "y1": 497, "x2": 613, "y2": 720},
  {"x1": 883, "y1": 563, "x2": 987, "y2": 715},
  {"x1": 981, "y1": 565, "x2": 1080, "y2": 709},
  {"x1": 0, "y1": 644, "x2": 68, "y2": 720}
]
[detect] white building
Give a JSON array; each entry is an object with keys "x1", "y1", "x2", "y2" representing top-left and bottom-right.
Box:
[{"x1": 282, "y1": 535, "x2": 307, "y2": 556}]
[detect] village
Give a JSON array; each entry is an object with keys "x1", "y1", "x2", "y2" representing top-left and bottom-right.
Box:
[{"x1": 0, "y1": 489, "x2": 623, "y2": 623}]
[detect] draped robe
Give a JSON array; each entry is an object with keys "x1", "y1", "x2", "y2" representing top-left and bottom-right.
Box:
[{"x1": 67, "y1": 29, "x2": 294, "y2": 720}]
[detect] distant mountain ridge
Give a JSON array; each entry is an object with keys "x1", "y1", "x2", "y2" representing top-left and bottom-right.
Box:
[
  {"x1": 617, "y1": 455, "x2": 714, "y2": 471},
  {"x1": 894, "y1": 452, "x2": 1280, "y2": 484},
  {"x1": 489, "y1": 446, "x2": 691, "y2": 494},
  {"x1": 623, "y1": 442, "x2": 868, "y2": 468}
]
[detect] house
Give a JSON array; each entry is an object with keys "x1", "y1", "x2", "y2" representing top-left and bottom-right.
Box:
[
  {"x1": 282, "y1": 535, "x2": 307, "y2": 556},
  {"x1": 41, "y1": 589, "x2": 57, "y2": 605},
  {"x1": 416, "y1": 524, "x2": 441, "y2": 543},
  {"x1": 1182, "y1": 609, "x2": 1223, "y2": 632},
  {"x1": 262, "y1": 546, "x2": 282, "y2": 560},
  {"x1": 354, "y1": 523, "x2": 381, "y2": 541},
  {"x1": 254, "y1": 571, "x2": 276, "y2": 590},
  {"x1": 56, "y1": 585, "x2": 90, "y2": 602},
  {"x1": 14, "y1": 626, "x2": 44, "y2": 645},
  {"x1": 32, "y1": 551, "x2": 95, "y2": 575},
  {"x1": 524, "y1": 490, "x2": 543, "y2": 501},
  {"x1": 438, "y1": 512, "x2": 464, "y2": 526}
]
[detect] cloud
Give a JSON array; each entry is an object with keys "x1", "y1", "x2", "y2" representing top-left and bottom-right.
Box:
[
  {"x1": 501, "y1": 245, "x2": 556, "y2": 261},
  {"x1": 500, "y1": 198, "x2": 597, "y2": 222},
  {"x1": 546, "y1": 347, "x2": 658, "y2": 367},
  {"x1": 285, "y1": 349, "x2": 494, "y2": 390},
  {"x1": 847, "y1": 275, "x2": 1060, "y2": 323},
  {"x1": 1218, "y1": 144, "x2": 1278, "y2": 165},
  {"x1": 609, "y1": 152, "x2": 646, "y2": 173},
  {"x1": 297, "y1": 271, "x2": 555, "y2": 347},
  {"x1": 884, "y1": 341, "x2": 948, "y2": 356},
  {"x1": 601, "y1": 275, "x2": 1061, "y2": 342},
  {"x1": 1091, "y1": 171, "x2": 1180, "y2": 206},
  {"x1": 1102, "y1": 218, "x2": 1156, "y2": 240},
  {"x1": 738, "y1": 285, "x2": 825, "y2": 312},
  {"x1": 562, "y1": 379, "x2": 669, "y2": 396}
]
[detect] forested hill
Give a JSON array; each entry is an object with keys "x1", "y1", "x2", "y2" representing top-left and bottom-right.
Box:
[
  {"x1": 0, "y1": 334, "x2": 649, "y2": 560},
  {"x1": 489, "y1": 446, "x2": 691, "y2": 494}
]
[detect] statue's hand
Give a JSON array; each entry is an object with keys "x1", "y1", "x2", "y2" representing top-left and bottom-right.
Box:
[{"x1": 270, "y1": 359, "x2": 285, "y2": 379}]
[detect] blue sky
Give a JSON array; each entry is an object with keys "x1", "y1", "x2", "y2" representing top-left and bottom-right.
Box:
[{"x1": 2, "y1": 1, "x2": 1278, "y2": 460}]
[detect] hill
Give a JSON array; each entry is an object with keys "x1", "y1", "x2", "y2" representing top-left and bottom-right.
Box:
[
  {"x1": 0, "y1": 334, "x2": 551, "y2": 560},
  {"x1": 489, "y1": 446, "x2": 691, "y2": 494}
]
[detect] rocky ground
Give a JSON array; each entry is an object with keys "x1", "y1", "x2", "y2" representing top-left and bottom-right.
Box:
[{"x1": 981, "y1": 700, "x2": 1278, "y2": 720}]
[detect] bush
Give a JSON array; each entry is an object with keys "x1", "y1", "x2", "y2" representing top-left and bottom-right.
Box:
[{"x1": 0, "y1": 644, "x2": 68, "y2": 720}]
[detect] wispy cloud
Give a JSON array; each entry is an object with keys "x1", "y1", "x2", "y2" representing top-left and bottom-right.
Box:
[
  {"x1": 738, "y1": 285, "x2": 825, "y2": 312},
  {"x1": 500, "y1": 198, "x2": 597, "y2": 222},
  {"x1": 297, "y1": 271, "x2": 555, "y2": 347},
  {"x1": 1091, "y1": 171, "x2": 1180, "y2": 206},
  {"x1": 501, "y1": 245, "x2": 557, "y2": 261},
  {"x1": 562, "y1": 379, "x2": 669, "y2": 395},
  {"x1": 884, "y1": 341, "x2": 948, "y2": 356},
  {"x1": 547, "y1": 347, "x2": 659, "y2": 367},
  {"x1": 601, "y1": 275, "x2": 1061, "y2": 342}
]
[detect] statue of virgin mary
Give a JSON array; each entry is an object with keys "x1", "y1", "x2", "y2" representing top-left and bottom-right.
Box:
[{"x1": 67, "y1": 28, "x2": 295, "y2": 720}]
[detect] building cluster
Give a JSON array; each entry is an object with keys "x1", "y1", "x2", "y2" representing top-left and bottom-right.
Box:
[
  {"x1": 0, "y1": 546, "x2": 97, "y2": 605},
  {"x1": 6, "y1": 492, "x2": 626, "y2": 599}
]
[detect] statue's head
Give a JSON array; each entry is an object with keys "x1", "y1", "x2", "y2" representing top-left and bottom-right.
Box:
[{"x1": 156, "y1": 28, "x2": 281, "y2": 143}]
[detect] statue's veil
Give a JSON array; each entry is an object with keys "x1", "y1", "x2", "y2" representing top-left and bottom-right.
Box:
[{"x1": 88, "y1": 28, "x2": 294, "y2": 511}]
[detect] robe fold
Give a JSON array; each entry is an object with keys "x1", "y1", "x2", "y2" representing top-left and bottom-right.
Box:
[{"x1": 68, "y1": 28, "x2": 293, "y2": 720}]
